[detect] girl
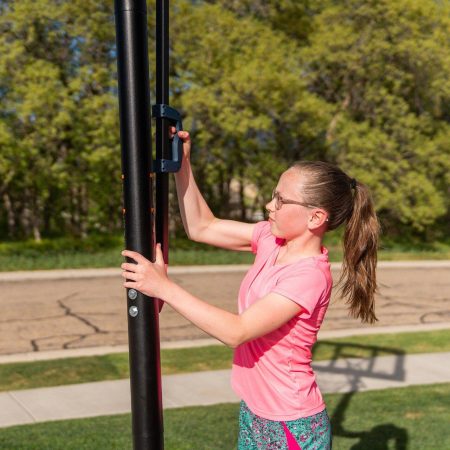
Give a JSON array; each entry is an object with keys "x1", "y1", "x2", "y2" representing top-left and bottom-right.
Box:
[{"x1": 121, "y1": 131, "x2": 380, "y2": 449}]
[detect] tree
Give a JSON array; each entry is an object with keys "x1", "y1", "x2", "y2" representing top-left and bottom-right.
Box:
[
  {"x1": 0, "y1": 0, "x2": 120, "y2": 239},
  {"x1": 206, "y1": 0, "x2": 326, "y2": 43},
  {"x1": 1, "y1": 0, "x2": 448, "y2": 240},
  {"x1": 299, "y1": 0, "x2": 450, "y2": 234},
  {"x1": 171, "y1": 1, "x2": 332, "y2": 219}
]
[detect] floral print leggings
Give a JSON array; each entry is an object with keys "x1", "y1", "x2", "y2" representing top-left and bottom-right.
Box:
[{"x1": 238, "y1": 401, "x2": 332, "y2": 449}]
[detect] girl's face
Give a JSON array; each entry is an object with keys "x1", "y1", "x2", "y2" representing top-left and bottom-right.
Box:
[{"x1": 265, "y1": 169, "x2": 312, "y2": 241}]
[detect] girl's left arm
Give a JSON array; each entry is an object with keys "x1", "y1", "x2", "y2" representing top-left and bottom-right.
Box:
[{"x1": 121, "y1": 246, "x2": 301, "y2": 348}]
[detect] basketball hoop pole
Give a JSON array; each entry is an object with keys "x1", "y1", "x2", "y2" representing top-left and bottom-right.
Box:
[{"x1": 114, "y1": 1, "x2": 164, "y2": 448}]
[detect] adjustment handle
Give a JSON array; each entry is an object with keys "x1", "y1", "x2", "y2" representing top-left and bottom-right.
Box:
[{"x1": 152, "y1": 104, "x2": 183, "y2": 173}]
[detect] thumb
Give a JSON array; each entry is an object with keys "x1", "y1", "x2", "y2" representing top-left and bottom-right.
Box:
[{"x1": 155, "y1": 243, "x2": 165, "y2": 266}]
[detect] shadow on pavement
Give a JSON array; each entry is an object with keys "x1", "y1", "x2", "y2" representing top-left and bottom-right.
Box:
[{"x1": 313, "y1": 341, "x2": 409, "y2": 449}]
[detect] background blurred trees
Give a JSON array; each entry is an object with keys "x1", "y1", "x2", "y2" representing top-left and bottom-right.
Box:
[
  {"x1": 0, "y1": 0, "x2": 120, "y2": 240},
  {"x1": 300, "y1": 0, "x2": 450, "y2": 236},
  {"x1": 0, "y1": 0, "x2": 449, "y2": 241}
]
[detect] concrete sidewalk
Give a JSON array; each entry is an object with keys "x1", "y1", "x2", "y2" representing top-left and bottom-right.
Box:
[
  {"x1": 1, "y1": 259, "x2": 450, "y2": 282},
  {"x1": 1, "y1": 351, "x2": 449, "y2": 429}
]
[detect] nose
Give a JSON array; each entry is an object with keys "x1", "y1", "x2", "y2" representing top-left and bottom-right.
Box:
[{"x1": 266, "y1": 197, "x2": 276, "y2": 212}]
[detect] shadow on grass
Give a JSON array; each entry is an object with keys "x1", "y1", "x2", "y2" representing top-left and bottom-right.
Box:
[{"x1": 314, "y1": 341, "x2": 408, "y2": 449}]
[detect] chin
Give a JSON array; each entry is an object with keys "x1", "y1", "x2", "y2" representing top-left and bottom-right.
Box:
[{"x1": 269, "y1": 222, "x2": 283, "y2": 238}]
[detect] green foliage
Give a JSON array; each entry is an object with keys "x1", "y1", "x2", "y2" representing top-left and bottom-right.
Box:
[
  {"x1": 0, "y1": 0, "x2": 121, "y2": 240},
  {"x1": 172, "y1": 1, "x2": 332, "y2": 217},
  {"x1": 300, "y1": 0, "x2": 450, "y2": 234},
  {"x1": 209, "y1": 0, "x2": 325, "y2": 42},
  {"x1": 0, "y1": 0, "x2": 449, "y2": 242}
]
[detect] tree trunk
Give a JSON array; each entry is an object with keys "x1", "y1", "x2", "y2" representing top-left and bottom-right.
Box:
[
  {"x1": 2, "y1": 192, "x2": 16, "y2": 238},
  {"x1": 238, "y1": 166, "x2": 247, "y2": 221},
  {"x1": 32, "y1": 219, "x2": 42, "y2": 242},
  {"x1": 32, "y1": 192, "x2": 42, "y2": 242},
  {"x1": 70, "y1": 185, "x2": 80, "y2": 237},
  {"x1": 20, "y1": 190, "x2": 32, "y2": 239},
  {"x1": 79, "y1": 183, "x2": 88, "y2": 238}
]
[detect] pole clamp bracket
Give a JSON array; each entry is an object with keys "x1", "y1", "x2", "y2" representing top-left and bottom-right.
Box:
[{"x1": 152, "y1": 104, "x2": 183, "y2": 173}]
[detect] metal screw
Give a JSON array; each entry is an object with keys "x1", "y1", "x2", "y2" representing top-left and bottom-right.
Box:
[
  {"x1": 129, "y1": 305, "x2": 138, "y2": 317},
  {"x1": 128, "y1": 289, "x2": 138, "y2": 300}
]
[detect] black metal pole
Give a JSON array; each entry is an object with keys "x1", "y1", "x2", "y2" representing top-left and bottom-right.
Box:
[
  {"x1": 155, "y1": 0, "x2": 170, "y2": 262},
  {"x1": 114, "y1": 1, "x2": 164, "y2": 449}
]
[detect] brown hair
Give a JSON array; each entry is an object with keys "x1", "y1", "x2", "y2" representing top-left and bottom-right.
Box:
[{"x1": 290, "y1": 161, "x2": 380, "y2": 323}]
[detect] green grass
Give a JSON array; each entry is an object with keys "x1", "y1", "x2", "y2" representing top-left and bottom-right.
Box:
[
  {"x1": 0, "y1": 384, "x2": 448, "y2": 449},
  {"x1": 0, "y1": 346, "x2": 233, "y2": 392},
  {"x1": 0, "y1": 248, "x2": 257, "y2": 271},
  {"x1": 0, "y1": 233, "x2": 449, "y2": 271},
  {"x1": 379, "y1": 249, "x2": 450, "y2": 261},
  {"x1": 312, "y1": 329, "x2": 450, "y2": 361},
  {"x1": 1, "y1": 329, "x2": 449, "y2": 393},
  {"x1": 0, "y1": 236, "x2": 256, "y2": 271}
]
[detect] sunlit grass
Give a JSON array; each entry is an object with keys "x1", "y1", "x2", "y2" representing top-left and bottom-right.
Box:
[{"x1": 0, "y1": 235, "x2": 449, "y2": 271}]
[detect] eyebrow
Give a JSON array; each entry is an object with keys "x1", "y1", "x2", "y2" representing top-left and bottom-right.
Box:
[{"x1": 273, "y1": 189, "x2": 288, "y2": 198}]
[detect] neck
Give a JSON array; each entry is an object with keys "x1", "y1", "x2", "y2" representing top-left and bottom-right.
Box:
[{"x1": 277, "y1": 233, "x2": 323, "y2": 263}]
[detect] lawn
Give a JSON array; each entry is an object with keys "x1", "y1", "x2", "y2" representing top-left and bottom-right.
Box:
[
  {"x1": 0, "y1": 232, "x2": 449, "y2": 271},
  {"x1": 0, "y1": 329, "x2": 449, "y2": 392},
  {"x1": 0, "y1": 384, "x2": 448, "y2": 449}
]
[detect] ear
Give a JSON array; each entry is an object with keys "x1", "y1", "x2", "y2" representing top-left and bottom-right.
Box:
[{"x1": 308, "y1": 209, "x2": 329, "y2": 230}]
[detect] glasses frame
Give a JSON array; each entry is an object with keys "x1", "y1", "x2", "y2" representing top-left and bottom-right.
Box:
[{"x1": 271, "y1": 189, "x2": 316, "y2": 211}]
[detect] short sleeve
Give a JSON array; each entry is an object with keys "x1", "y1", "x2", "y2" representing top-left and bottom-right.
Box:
[
  {"x1": 271, "y1": 267, "x2": 328, "y2": 319},
  {"x1": 251, "y1": 221, "x2": 271, "y2": 254}
]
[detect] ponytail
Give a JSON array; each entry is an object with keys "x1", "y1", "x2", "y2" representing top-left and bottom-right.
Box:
[
  {"x1": 290, "y1": 162, "x2": 380, "y2": 324},
  {"x1": 339, "y1": 182, "x2": 380, "y2": 323}
]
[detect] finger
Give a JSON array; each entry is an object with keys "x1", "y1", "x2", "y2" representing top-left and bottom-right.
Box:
[
  {"x1": 122, "y1": 250, "x2": 148, "y2": 264},
  {"x1": 121, "y1": 262, "x2": 138, "y2": 272},
  {"x1": 121, "y1": 271, "x2": 139, "y2": 281},
  {"x1": 155, "y1": 243, "x2": 165, "y2": 266},
  {"x1": 123, "y1": 281, "x2": 137, "y2": 289},
  {"x1": 178, "y1": 130, "x2": 190, "y2": 142}
]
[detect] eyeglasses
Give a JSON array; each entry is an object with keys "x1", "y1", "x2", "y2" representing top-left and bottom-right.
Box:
[{"x1": 271, "y1": 189, "x2": 316, "y2": 211}]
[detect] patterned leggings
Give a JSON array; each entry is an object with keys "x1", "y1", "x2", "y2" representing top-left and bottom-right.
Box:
[{"x1": 238, "y1": 401, "x2": 332, "y2": 449}]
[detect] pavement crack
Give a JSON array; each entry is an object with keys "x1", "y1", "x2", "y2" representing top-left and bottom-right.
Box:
[
  {"x1": 30, "y1": 339, "x2": 39, "y2": 352},
  {"x1": 29, "y1": 333, "x2": 103, "y2": 351},
  {"x1": 57, "y1": 298, "x2": 105, "y2": 335},
  {"x1": 381, "y1": 300, "x2": 436, "y2": 310},
  {"x1": 62, "y1": 334, "x2": 90, "y2": 349},
  {"x1": 1, "y1": 315, "x2": 66, "y2": 324},
  {"x1": 420, "y1": 311, "x2": 450, "y2": 323},
  {"x1": 8, "y1": 392, "x2": 37, "y2": 423}
]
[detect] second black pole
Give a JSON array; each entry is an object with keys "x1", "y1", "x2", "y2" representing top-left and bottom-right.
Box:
[{"x1": 155, "y1": 0, "x2": 170, "y2": 262}]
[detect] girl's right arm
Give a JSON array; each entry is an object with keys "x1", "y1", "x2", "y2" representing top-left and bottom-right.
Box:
[{"x1": 174, "y1": 131, "x2": 256, "y2": 251}]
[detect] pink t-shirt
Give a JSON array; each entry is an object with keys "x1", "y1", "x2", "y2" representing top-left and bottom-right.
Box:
[{"x1": 231, "y1": 221, "x2": 332, "y2": 421}]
